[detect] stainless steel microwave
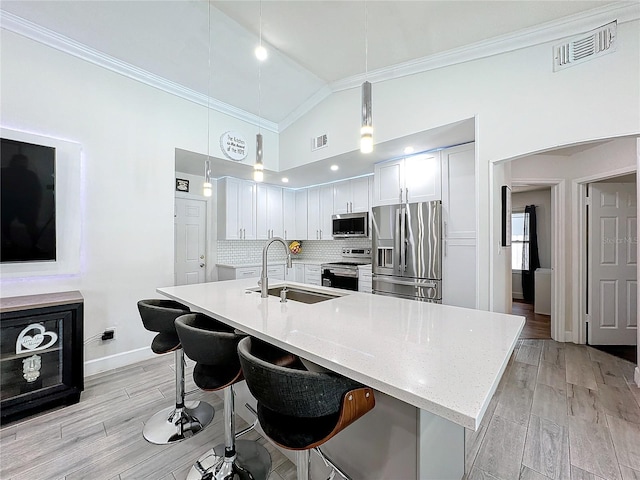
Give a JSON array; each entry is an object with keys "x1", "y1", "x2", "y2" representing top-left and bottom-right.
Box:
[{"x1": 332, "y1": 212, "x2": 369, "y2": 238}]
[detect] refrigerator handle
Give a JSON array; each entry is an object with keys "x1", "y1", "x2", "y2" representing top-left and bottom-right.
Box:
[
  {"x1": 444, "y1": 221, "x2": 447, "y2": 257},
  {"x1": 395, "y1": 208, "x2": 402, "y2": 274},
  {"x1": 400, "y1": 207, "x2": 407, "y2": 272}
]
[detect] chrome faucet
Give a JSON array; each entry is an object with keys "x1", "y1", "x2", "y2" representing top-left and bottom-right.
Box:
[{"x1": 261, "y1": 237, "x2": 292, "y2": 298}]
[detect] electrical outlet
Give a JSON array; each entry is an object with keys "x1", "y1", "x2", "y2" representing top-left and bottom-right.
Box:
[{"x1": 101, "y1": 327, "x2": 116, "y2": 341}]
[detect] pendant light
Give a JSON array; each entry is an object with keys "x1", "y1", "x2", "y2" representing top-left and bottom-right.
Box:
[
  {"x1": 254, "y1": 0, "x2": 265, "y2": 182},
  {"x1": 203, "y1": 159, "x2": 212, "y2": 197},
  {"x1": 203, "y1": 0, "x2": 213, "y2": 196},
  {"x1": 360, "y1": 1, "x2": 373, "y2": 154}
]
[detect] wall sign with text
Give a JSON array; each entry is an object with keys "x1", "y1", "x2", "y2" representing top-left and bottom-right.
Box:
[{"x1": 220, "y1": 131, "x2": 247, "y2": 161}]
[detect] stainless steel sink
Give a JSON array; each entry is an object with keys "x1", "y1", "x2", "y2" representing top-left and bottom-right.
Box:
[{"x1": 247, "y1": 285, "x2": 342, "y2": 304}]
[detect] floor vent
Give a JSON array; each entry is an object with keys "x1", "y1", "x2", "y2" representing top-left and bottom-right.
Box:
[
  {"x1": 311, "y1": 134, "x2": 328, "y2": 151},
  {"x1": 553, "y1": 21, "x2": 616, "y2": 72}
]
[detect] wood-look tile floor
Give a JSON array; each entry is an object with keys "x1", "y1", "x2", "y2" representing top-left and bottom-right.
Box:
[
  {"x1": 465, "y1": 340, "x2": 640, "y2": 480},
  {"x1": 1, "y1": 341, "x2": 639, "y2": 480}
]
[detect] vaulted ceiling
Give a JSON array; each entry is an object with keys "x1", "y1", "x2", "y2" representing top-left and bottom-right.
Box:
[{"x1": 1, "y1": 1, "x2": 625, "y2": 127}]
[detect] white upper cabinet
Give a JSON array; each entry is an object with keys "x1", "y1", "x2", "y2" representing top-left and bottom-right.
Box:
[
  {"x1": 294, "y1": 189, "x2": 308, "y2": 240},
  {"x1": 218, "y1": 177, "x2": 256, "y2": 240},
  {"x1": 283, "y1": 189, "x2": 296, "y2": 240},
  {"x1": 373, "y1": 154, "x2": 441, "y2": 206},
  {"x1": 307, "y1": 185, "x2": 333, "y2": 239},
  {"x1": 334, "y1": 177, "x2": 371, "y2": 214},
  {"x1": 256, "y1": 184, "x2": 284, "y2": 240}
]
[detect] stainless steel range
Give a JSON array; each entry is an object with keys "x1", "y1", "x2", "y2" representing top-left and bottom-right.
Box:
[{"x1": 321, "y1": 248, "x2": 372, "y2": 291}]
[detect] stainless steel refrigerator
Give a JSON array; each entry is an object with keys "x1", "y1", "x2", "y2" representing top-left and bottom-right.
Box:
[{"x1": 371, "y1": 201, "x2": 442, "y2": 302}]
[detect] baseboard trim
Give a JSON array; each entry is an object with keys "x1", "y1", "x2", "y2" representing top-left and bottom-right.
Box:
[
  {"x1": 84, "y1": 346, "x2": 154, "y2": 377},
  {"x1": 512, "y1": 294, "x2": 524, "y2": 300},
  {"x1": 635, "y1": 367, "x2": 640, "y2": 388}
]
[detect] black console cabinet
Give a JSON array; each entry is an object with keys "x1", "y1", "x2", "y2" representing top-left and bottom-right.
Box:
[{"x1": 1, "y1": 291, "x2": 84, "y2": 424}]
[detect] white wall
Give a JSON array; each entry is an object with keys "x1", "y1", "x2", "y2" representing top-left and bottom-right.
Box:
[
  {"x1": 0, "y1": 30, "x2": 253, "y2": 373},
  {"x1": 511, "y1": 137, "x2": 638, "y2": 337},
  {"x1": 281, "y1": 19, "x2": 640, "y2": 311}
]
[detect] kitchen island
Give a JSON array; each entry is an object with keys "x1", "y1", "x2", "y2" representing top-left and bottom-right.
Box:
[{"x1": 158, "y1": 279, "x2": 524, "y2": 480}]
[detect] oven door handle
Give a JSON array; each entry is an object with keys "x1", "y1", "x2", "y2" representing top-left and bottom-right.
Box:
[{"x1": 323, "y1": 268, "x2": 359, "y2": 278}]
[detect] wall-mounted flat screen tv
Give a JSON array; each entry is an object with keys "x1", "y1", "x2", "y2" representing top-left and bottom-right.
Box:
[{"x1": 1, "y1": 138, "x2": 56, "y2": 263}]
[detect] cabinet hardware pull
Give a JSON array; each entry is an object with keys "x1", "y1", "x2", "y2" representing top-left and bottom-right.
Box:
[
  {"x1": 400, "y1": 188, "x2": 403, "y2": 203},
  {"x1": 405, "y1": 188, "x2": 408, "y2": 202}
]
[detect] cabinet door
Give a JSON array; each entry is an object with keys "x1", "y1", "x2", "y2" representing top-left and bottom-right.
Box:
[
  {"x1": 295, "y1": 189, "x2": 308, "y2": 240},
  {"x1": 294, "y1": 263, "x2": 305, "y2": 282},
  {"x1": 267, "y1": 186, "x2": 284, "y2": 238},
  {"x1": 404, "y1": 153, "x2": 441, "y2": 203},
  {"x1": 441, "y1": 144, "x2": 475, "y2": 238},
  {"x1": 283, "y1": 189, "x2": 296, "y2": 240},
  {"x1": 256, "y1": 184, "x2": 269, "y2": 240},
  {"x1": 373, "y1": 159, "x2": 403, "y2": 206},
  {"x1": 442, "y1": 240, "x2": 476, "y2": 308},
  {"x1": 307, "y1": 187, "x2": 320, "y2": 240},
  {"x1": 220, "y1": 178, "x2": 241, "y2": 240},
  {"x1": 239, "y1": 180, "x2": 256, "y2": 239},
  {"x1": 333, "y1": 180, "x2": 351, "y2": 214},
  {"x1": 351, "y1": 177, "x2": 370, "y2": 213},
  {"x1": 319, "y1": 185, "x2": 333, "y2": 239}
]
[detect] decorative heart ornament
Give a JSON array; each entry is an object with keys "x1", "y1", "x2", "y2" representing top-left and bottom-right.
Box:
[{"x1": 16, "y1": 323, "x2": 58, "y2": 354}]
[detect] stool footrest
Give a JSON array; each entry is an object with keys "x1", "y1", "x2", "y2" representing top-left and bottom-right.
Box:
[{"x1": 186, "y1": 440, "x2": 271, "y2": 480}]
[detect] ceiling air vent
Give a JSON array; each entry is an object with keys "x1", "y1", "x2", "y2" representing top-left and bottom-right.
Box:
[
  {"x1": 311, "y1": 134, "x2": 328, "y2": 151},
  {"x1": 553, "y1": 21, "x2": 616, "y2": 72}
]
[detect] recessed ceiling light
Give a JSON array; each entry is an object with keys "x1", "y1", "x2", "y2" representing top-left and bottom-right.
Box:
[
  {"x1": 281, "y1": 177, "x2": 289, "y2": 183},
  {"x1": 330, "y1": 165, "x2": 339, "y2": 171},
  {"x1": 255, "y1": 45, "x2": 268, "y2": 61},
  {"x1": 404, "y1": 146, "x2": 415, "y2": 154}
]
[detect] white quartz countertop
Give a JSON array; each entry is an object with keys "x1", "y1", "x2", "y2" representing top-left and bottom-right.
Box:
[{"x1": 158, "y1": 279, "x2": 524, "y2": 430}]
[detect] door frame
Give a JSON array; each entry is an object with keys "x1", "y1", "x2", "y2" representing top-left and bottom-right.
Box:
[
  {"x1": 511, "y1": 179, "x2": 566, "y2": 342},
  {"x1": 572, "y1": 165, "x2": 637, "y2": 344},
  {"x1": 175, "y1": 191, "x2": 215, "y2": 283}
]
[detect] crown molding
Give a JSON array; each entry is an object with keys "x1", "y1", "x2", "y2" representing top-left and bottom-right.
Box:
[{"x1": 0, "y1": 11, "x2": 279, "y2": 133}]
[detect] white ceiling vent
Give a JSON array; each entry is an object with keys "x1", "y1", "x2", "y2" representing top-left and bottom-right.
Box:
[
  {"x1": 553, "y1": 21, "x2": 616, "y2": 72},
  {"x1": 311, "y1": 134, "x2": 328, "y2": 151}
]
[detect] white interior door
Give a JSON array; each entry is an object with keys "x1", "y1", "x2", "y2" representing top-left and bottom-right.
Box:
[
  {"x1": 175, "y1": 197, "x2": 206, "y2": 286},
  {"x1": 588, "y1": 182, "x2": 637, "y2": 345}
]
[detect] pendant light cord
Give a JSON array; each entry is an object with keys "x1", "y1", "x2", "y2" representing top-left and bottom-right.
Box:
[
  {"x1": 364, "y1": 0, "x2": 368, "y2": 79},
  {"x1": 207, "y1": 0, "x2": 211, "y2": 162},
  {"x1": 258, "y1": 0, "x2": 262, "y2": 135}
]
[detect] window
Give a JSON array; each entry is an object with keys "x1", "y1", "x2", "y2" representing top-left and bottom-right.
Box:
[{"x1": 511, "y1": 211, "x2": 529, "y2": 271}]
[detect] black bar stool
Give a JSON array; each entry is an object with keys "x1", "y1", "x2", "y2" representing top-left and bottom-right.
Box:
[
  {"x1": 176, "y1": 313, "x2": 271, "y2": 480},
  {"x1": 237, "y1": 337, "x2": 375, "y2": 480},
  {"x1": 137, "y1": 299, "x2": 214, "y2": 444}
]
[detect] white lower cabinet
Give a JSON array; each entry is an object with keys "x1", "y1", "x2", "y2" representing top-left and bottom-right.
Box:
[
  {"x1": 358, "y1": 265, "x2": 372, "y2": 293},
  {"x1": 304, "y1": 264, "x2": 322, "y2": 286},
  {"x1": 217, "y1": 265, "x2": 285, "y2": 282},
  {"x1": 218, "y1": 265, "x2": 261, "y2": 281}
]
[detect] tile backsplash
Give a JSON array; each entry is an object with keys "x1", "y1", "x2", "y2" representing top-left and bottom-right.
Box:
[{"x1": 217, "y1": 238, "x2": 372, "y2": 265}]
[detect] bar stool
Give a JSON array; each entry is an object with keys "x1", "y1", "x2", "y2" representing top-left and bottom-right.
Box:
[
  {"x1": 175, "y1": 313, "x2": 271, "y2": 480},
  {"x1": 237, "y1": 337, "x2": 375, "y2": 480},
  {"x1": 137, "y1": 299, "x2": 214, "y2": 445}
]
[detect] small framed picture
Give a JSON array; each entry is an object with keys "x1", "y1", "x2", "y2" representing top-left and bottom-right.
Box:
[
  {"x1": 501, "y1": 185, "x2": 512, "y2": 247},
  {"x1": 176, "y1": 178, "x2": 189, "y2": 192}
]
